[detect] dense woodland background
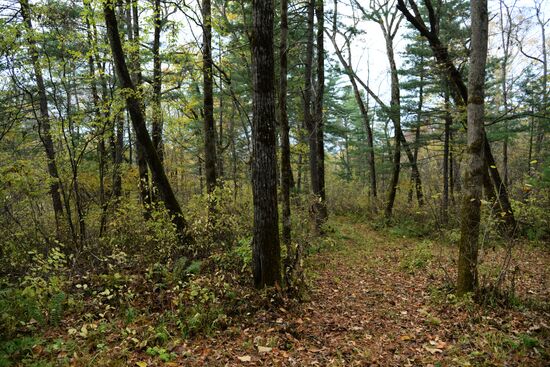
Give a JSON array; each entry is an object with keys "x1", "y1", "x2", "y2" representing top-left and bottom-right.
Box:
[{"x1": 0, "y1": 0, "x2": 548, "y2": 365}]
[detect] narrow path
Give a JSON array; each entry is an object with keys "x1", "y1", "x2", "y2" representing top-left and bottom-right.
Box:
[{"x1": 174, "y1": 218, "x2": 549, "y2": 366}]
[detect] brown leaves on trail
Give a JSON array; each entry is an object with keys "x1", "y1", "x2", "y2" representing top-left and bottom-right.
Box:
[{"x1": 170, "y1": 219, "x2": 548, "y2": 366}]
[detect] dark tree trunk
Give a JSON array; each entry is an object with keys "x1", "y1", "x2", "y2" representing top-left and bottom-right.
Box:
[
  {"x1": 128, "y1": 0, "x2": 150, "y2": 209},
  {"x1": 104, "y1": 0, "x2": 192, "y2": 245},
  {"x1": 152, "y1": 0, "x2": 164, "y2": 163},
  {"x1": 313, "y1": 0, "x2": 327, "y2": 227},
  {"x1": 112, "y1": 113, "x2": 124, "y2": 199},
  {"x1": 251, "y1": 0, "x2": 281, "y2": 288},
  {"x1": 203, "y1": 0, "x2": 217, "y2": 196},
  {"x1": 20, "y1": 0, "x2": 64, "y2": 235},
  {"x1": 458, "y1": 0, "x2": 488, "y2": 295},
  {"x1": 408, "y1": 65, "x2": 424, "y2": 206},
  {"x1": 303, "y1": 0, "x2": 320, "y2": 227},
  {"x1": 279, "y1": 0, "x2": 292, "y2": 248}
]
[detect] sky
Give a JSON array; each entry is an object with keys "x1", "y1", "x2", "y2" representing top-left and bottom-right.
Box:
[{"x1": 326, "y1": 0, "x2": 549, "y2": 105}]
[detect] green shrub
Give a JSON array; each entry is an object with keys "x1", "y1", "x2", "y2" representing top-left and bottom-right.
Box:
[{"x1": 400, "y1": 241, "x2": 434, "y2": 272}]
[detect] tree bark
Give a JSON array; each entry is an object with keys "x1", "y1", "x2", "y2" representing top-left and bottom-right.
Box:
[
  {"x1": 279, "y1": 0, "x2": 292, "y2": 249},
  {"x1": 457, "y1": 0, "x2": 488, "y2": 295},
  {"x1": 379, "y1": 8, "x2": 402, "y2": 221},
  {"x1": 203, "y1": 0, "x2": 217, "y2": 196},
  {"x1": 152, "y1": 0, "x2": 164, "y2": 163},
  {"x1": 251, "y1": 0, "x2": 281, "y2": 288},
  {"x1": 314, "y1": 0, "x2": 327, "y2": 227},
  {"x1": 303, "y1": 0, "x2": 320, "y2": 228}
]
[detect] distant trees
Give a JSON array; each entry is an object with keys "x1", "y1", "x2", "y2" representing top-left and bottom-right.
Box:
[{"x1": 1, "y1": 0, "x2": 548, "y2": 295}]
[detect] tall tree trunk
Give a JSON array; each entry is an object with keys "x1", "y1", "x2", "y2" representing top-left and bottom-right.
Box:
[
  {"x1": 203, "y1": 0, "x2": 217, "y2": 197},
  {"x1": 409, "y1": 64, "x2": 424, "y2": 206},
  {"x1": 251, "y1": 0, "x2": 281, "y2": 288},
  {"x1": 381, "y1": 13, "x2": 402, "y2": 220},
  {"x1": 104, "y1": 0, "x2": 192, "y2": 245},
  {"x1": 442, "y1": 88, "x2": 451, "y2": 224},
  {"x1": 202, "y1": 0, "x2": 216, "y2": 201},
  {"x1": 20, "y1": 0, "x2": 64, "y2": 236},
  {"x1": 303, "y1": 0, "x2": 320, "y2": 228},
  {"x1": 128, "y1": 0, "x2": 150, "y2": 209},
  {"x1": 152, "y1": 0, "x2": 164, "y2": 163},
  {"x1": 533, "y1": 3, "x2": 547, "y2": 171},
  {"x1": 279, "y1": 0, "x2": 292, "y2": 248},
  {"x1": 457, "y1": 0, "x2": 488, "y2": 295},
  {"x1": 314, "y1": 0, "x2": 327, "y2": 227}
]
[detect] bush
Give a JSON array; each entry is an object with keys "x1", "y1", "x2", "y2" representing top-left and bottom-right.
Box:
[{"x1": 400, "y1": 240, "x2": 434, "y2": 273}]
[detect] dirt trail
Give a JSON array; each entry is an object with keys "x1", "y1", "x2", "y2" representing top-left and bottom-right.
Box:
[{"x1": 171, "y1": 219, "x2": 549, "y2": 366}]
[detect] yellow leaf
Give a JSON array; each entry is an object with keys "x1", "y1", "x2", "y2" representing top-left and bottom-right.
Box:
[{"x1": 136, "y1": 362, "x2": 147, "y2": 367}]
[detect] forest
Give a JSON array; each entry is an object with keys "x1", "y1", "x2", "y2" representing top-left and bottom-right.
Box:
[{"x1": 0, "y1": 0, "x2": 548, "y2": 365}]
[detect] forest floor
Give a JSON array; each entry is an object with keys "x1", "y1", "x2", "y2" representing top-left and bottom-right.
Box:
[
  {"x1": 166, "y1": 217, "x2": 549, "y2": 367},
  {"x1": 3, "y1": 216, "x2": 549, "y2": 366}
]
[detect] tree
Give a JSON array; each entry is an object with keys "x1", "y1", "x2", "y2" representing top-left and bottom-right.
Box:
[
  {"x1": 19, "y1": 0, "x2": 65, "y2": 237},
  {"x1": 457, "y1": 0, "x2": 488, "y2": 295},
  {"x1": 313, "y1": 0, "x2": 327, "y2": 227},
  {"x1": 103, "y1": 0, "x2": 192, "y2": 245},
  {"x1": 279, "y1": 0, "x2": 292, "y2": 249},
  {"x1": 251, "y1": 0, "x2": 281, "y2": 288},
  {"x1": 203, "y1": 0, "x2": 217, "y2": 196}
]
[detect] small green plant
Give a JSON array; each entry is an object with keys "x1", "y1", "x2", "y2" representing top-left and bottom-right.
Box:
[
  {"x1": 146, "y1": 346, "x2": 176, "y2": 362},
  {"x1": 400, "y1": 241, "x2": 433, "y2": 272},
  {"x1": 175, "y1": 278, "x2": 227, "y2": 337}
]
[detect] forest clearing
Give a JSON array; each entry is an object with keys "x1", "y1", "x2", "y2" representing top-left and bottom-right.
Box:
[{"x1": 0, "y1": 0, "x2": 549, "y2": 365}]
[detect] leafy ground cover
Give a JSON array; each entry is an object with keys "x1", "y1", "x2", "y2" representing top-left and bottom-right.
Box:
[{"x1": 1, "y1": 217, "x2": 548, "y2": 366}]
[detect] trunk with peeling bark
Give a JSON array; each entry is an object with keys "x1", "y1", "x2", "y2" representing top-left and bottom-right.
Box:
[{"x1": 457, "y1": 0, "x2": 488, "y2": 295}]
